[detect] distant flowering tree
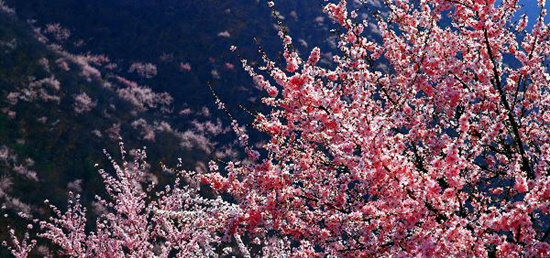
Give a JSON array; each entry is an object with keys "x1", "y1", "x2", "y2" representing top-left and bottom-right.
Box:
[
  {"x1": 73, "y1": 92, "x2": 97, "y2": 114},
  {"x1": 203, "y1": 0, "x2": 550, "y2": 256},
  {"x1": 43, "y1": 23, "x2": 71, "y2": 42},
  {"x1": 0, "y1": 0, "x2": 15, "y2": 15},
  {"x1": 128, "y1": 62, "x2": 158, "y2": 79}
]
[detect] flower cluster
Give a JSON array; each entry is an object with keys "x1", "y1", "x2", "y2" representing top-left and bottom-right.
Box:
[
  {"x1": 128, "y1": 62, "x2": 158, "y2": 79},
  {"x1": 73, "y1": 92, "x2": 97, "y2": 114},
  {"x1": 9, "y1": 144, "x2": 243, "y2": 257}
]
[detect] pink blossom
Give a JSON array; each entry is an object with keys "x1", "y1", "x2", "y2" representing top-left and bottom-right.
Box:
[
  {"x1": 224, "y1": 62, "x2": 235, "y2": 70},
  {"x1": 55, "y1": 58, "x2": 70, "y2": 71},
  {"x1": 0, "y1": 0, "x2": 15, "y2": 15},
  {"x1": 128, "y1": 62, "x2": 158, "y2": 78},
  {"x1": 514, "y1": 176, "x2": 528, "y2": 193},
  {"x1": 179, "y1": 62, "x2": 192, "y2": 71},
  {"x1": 115, "y1": 76, "x2": 173, "y2": 112},
  {"x1": 73, "y1": 92, "x2": 96, "y2": 114},
  {"x1": 44, "y1": 23, "x2": 71, "y2": 42},
  {"x1": 131, "y1": 119, "x2": 156, "y2": 142},
  {"x1": 217, "y1": 31, "x2": 231, "y2": 38}
]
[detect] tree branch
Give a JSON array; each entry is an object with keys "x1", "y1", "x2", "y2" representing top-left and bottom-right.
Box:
[{"x1": 481, "y1": 25, "x2": 534, "y2": 179}]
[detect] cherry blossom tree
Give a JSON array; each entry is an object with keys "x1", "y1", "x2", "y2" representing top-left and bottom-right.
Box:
[
  {"x1": 73, "y1": 92, "x2": 97, "y2": 114},
  {"x1": 203, "y1": 0, "x2": 550, "y2": 256},
  {"x1": 6, "y1": 144, "x2": 242, "y2": 257},
  {"x1": 129, "y1": 62, "x2": 158, "y2": 79}
]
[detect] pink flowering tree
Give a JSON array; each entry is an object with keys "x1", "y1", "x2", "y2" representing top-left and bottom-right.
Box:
[
  {"x1": 128, "y1": 62, "x2": 158, "y2": 79},
  {"x1": 6, "y1": 144, "x2": 242, "y2": 257},
  {"x1": 203, "y1": 0, "x2": 550, "y2": 256}
]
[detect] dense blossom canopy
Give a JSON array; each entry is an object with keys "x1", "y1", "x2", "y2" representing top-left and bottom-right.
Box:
[
  {"x1": 205, "y1": 0, "x2": 550, "y2": 256},
  {"x1": 5, "y1": 0, "x2": 550, "y2": 257}
]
